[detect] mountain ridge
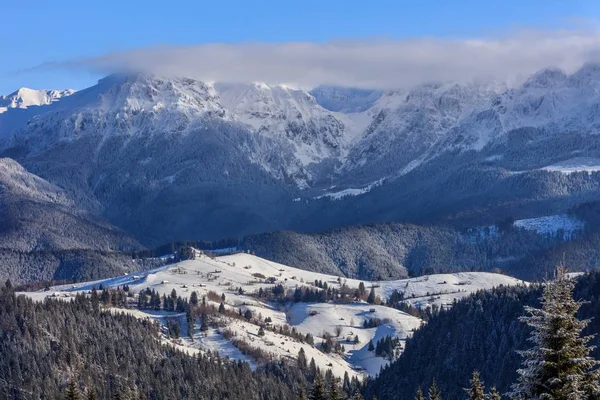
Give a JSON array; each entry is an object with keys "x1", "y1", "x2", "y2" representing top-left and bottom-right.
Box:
[{"x1": 2, "y1": 65, "x2": 600, "y2": 247}]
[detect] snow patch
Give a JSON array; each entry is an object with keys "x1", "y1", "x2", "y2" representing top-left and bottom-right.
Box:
[
  {"x1": 514, "y1": 214, "x2": 584, "y2": 239},
  {"x1": 541, "y1": 157, "x2": 600, "y2": 174},
  {"x1": 315, "y1": 179, "x2": 384, "y2": 200}
]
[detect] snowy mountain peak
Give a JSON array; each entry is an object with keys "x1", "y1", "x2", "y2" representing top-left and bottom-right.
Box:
[
  {"x1": 92, "y1": 73, "x2": 227, "y2": 117},
  {"x1": 0, "y1": 157, "x2": 71, "y2": 205},
  {"x1": 522, "y1": 68, "x2": 568, "y2": 89},
  {"x1": 0, "y1": 87, "x2": 75, "y2": 114},
  {"x1": 3, "y1": 73, "x2": 232, "y2": 148},
  {"x1": 214, "y1": 81, "x2": 351, "y2": 165}
]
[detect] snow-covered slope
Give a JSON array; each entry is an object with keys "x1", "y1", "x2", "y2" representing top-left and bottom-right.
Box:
[
  {"x1": 428, "y1": 65, "x2": 600, "y2": 157},
  {"x1": 4, "y1": 65, "x2": 600, "y2": 243},
  {"x1": 0, "y1": 157, "x2": 72, "y2": 205},
  {"x1": 214, "y1": 82, "x2": 350, "y2": 167},
  {"x1": 2, "y1": 74, "x2": 230, "y2": 147},
  {"x1": 541, "y1": 157, "x2": 600, "y2": 174},
  {"x1": 514, "y1": 214, "x2": 585, "y2": 239},
  {"x1": 22, "y1": 252, "x2": 526, "y2": 378},
  {"x1": 0, "y1": 87, "x2": 74, "y2": 114},
  {"x1": 337, "y1": 81, "x2": 505, "y2": 182}
]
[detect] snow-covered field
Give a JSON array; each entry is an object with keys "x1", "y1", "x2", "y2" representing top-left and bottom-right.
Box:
[
  {"x1": 19, "y1": 252, "x2": 526, "y2": 378},
  {"x1": 514, "y1": 214, "x2": 584, "y2": 239},
  {"x1": 314, "y1": 179, "x2": 385, "y2": 200},
  {"x1": 541, "y1": 157, "x2": 600, "y2": 174}
]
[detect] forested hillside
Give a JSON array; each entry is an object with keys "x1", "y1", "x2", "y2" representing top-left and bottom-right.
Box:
[
  {"x1": 0, "y1": 283, "x2": 326, "y2": 399},
  {"x1": 243, "y1": 221, "x2": 577, "y2": 280},
  {"x1": 365, "y1": 272, "x2": 600, "y2": 399}
]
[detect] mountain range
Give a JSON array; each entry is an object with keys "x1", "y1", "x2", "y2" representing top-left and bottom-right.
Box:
[{"x1": 3, "y1": 65, "x2": 600, "y2": 282}]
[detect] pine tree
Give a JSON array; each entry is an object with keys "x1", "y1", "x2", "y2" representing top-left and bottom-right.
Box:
[
  {"x1": 352, "y1": 392, "x2": 364, "y2": 400},
  {"x1": 367, "y1": 287, "x2": 376, "y2": 304},
  {"x1": 310, "y1": 374, "x2": 327, "y2": 400},
  {"x1": 467, "y1": 371, "x2": 485, "y2": 400},
  {"x1": 510, "y1": 267, "x2": 600, "y2": 400},
  {"x1": 428, "y1": 379, "x2": 442, "y2": 400},
  {"x1": 488, "y1": 387, "x2": 501, "y2": 400},
  {"x1": 415, "y1": 386, "x2": 425, "y2": 400},
  {"x1": 66, "y1": 378, "x2": 81, "y2": 400},
  {"x1": 368, "y1": 340, "x2": 374, "y2": 352},
  {"x1": 329, "y1": 377, "x2": 342, "y2": 400},
  {"x1": 298, "y1": 348, "x2": 308, "y2": 370},
  {"x1": 297, "y1": 387, "x2": 308, "y2": 400},
  {"x1": 90, "y1": 287, "x2": 100, "y2": 314},
  {"x1": 190, "y1": 291, "x2": 198, "y2": 306},
  {"x1": 186, "y1": 310, "x2": 194, "y2": 338}
]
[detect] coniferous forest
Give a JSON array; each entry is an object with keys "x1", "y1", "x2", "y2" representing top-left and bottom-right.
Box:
[
  {"x1": 366, "y1": 271, "x2": 600, "y2": 399},
  {"x1": 0, "y1": 282, "x2": 328, "y2": 399},
  {"x1": 3, "y1": 269, "x2": 600, "y2": 399}
]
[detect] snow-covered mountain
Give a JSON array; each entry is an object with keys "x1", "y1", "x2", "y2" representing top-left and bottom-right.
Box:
[
  {"x1": 215, "y1": 82, "x2": 351, "y2": 168},
  {"x1": 3, "y1": 65, "x2": 600, "y2": 243},
  {"x1": 336, "y1": 81, "x2": 506, "y2": 183},
  {"x1": 0, "y1": 87, "x2": 74, "y2": 114}
]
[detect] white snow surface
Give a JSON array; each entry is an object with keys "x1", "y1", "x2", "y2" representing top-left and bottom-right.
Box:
[
  {"x1": 0, "y1": 88, "x2": 74, "y2": 114},
  {"x1": 541, "y1": 157, "x2": 600, "y2": 174},
  {"x1": 514, "y1": 214, "x2": 585, "y2": 239},
  {"x1": 214, "y1": 82, "x2": 351, "y2": 166},
  {"x1": 6, "y1": 66, "x2": 600, "y2": 189},
  {"x1": 314, "y1": 179, "x2": 385, "y2": 200},
  {"x1": 20, "y1": 252, "x2": 526, "y2": 379}
]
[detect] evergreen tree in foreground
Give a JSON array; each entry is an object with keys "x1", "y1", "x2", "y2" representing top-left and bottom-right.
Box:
[
  {"x1": 66, "y1": 378, "x2": 81, "y2": 400},
  {"x1": 428, "y1": 379, "x2": 442, "y2": 400},
  {"x1": 415, "y1": 386, "x2": 425, "y2": 400},
  {"x1": 310, "y1": 374, "x2": 327, "y2": 400},
  {"x1": 329, "y1": 377, "x2": 342, "y2": 400},
  {"x1": 510, "y1": 267, "x2": 600, "y2": 400},
  {"x1": 86, "y1": 390, "x2": 98, "y2": 400},
  {"x1": 488, "y1": 387, "x2": 502, "y2": 400},
  {"x1": 297, "y1": 387, "x2": 308, "y2": 400},
  {"x1": 352, "y1": 391, "x2": 364, "y2": 400},
  {"x1": 466, "y1": 370, "x2": 485, "y2": 400}
]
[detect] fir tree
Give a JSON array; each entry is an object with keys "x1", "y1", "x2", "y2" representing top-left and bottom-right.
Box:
[
  {"x1": 190, "y1": 291, "x2": 198, "y2": 306},
  {"x1": 66, "y1": 378, "x2": 81, "y2": 400},
  {"x1": 352, "y1": 392, "x2": 364, "y2": 400},
  {"x1": 415, "y1": 386, "x2": 425, "y2": 400},
  {"x1": 510, "y1": 267, "x2": 600, "y2": 400},
  {"x1": 428, "y1": 379, "x2": 442, "y2": 400},
  {"x1": 90, "y1": 287, "x2": 100, "y2": 314},
  {"x1": 186, "y1": 310, "x2": 194, "y2": 338},
  {"x1": 488, "y1": 387, "x2": 501, "y2": 400},
  {"x1": 329, "y1": 377, "x2": 342, "y2": 400},
  {"x1": 367, "y1": 287, "x2": 376, "y2": 304},
  {"x1": 467, "y1": 371, "x2": 485, "y2": 400},
  {"x1": 297, "y1": 387, "x2": 308, "y2": 400},
  {"x1": 310, "y1": 374, "x2": 327, "y2": 400},
  {"x1": 298, "y1": 348, "x2": 308, "y2": 370}
]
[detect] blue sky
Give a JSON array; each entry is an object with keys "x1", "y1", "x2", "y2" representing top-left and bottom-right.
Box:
[{"x1": 2, "y1": 0, "x2": 599, "y2": 93}]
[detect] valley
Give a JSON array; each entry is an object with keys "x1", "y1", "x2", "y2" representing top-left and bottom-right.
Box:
[{"x1": 20, "y1": 251, "x2": 526, "y2": 380}]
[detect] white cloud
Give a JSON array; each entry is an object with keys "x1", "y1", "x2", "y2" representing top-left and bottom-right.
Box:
[{"x1": 28, "y1": 28, "x2": 600, "y2": 89}]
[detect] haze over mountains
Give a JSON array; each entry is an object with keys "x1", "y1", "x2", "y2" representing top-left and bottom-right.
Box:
[{"x1": 3, "y1": 64, "x2": 600, "y2": 282}]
